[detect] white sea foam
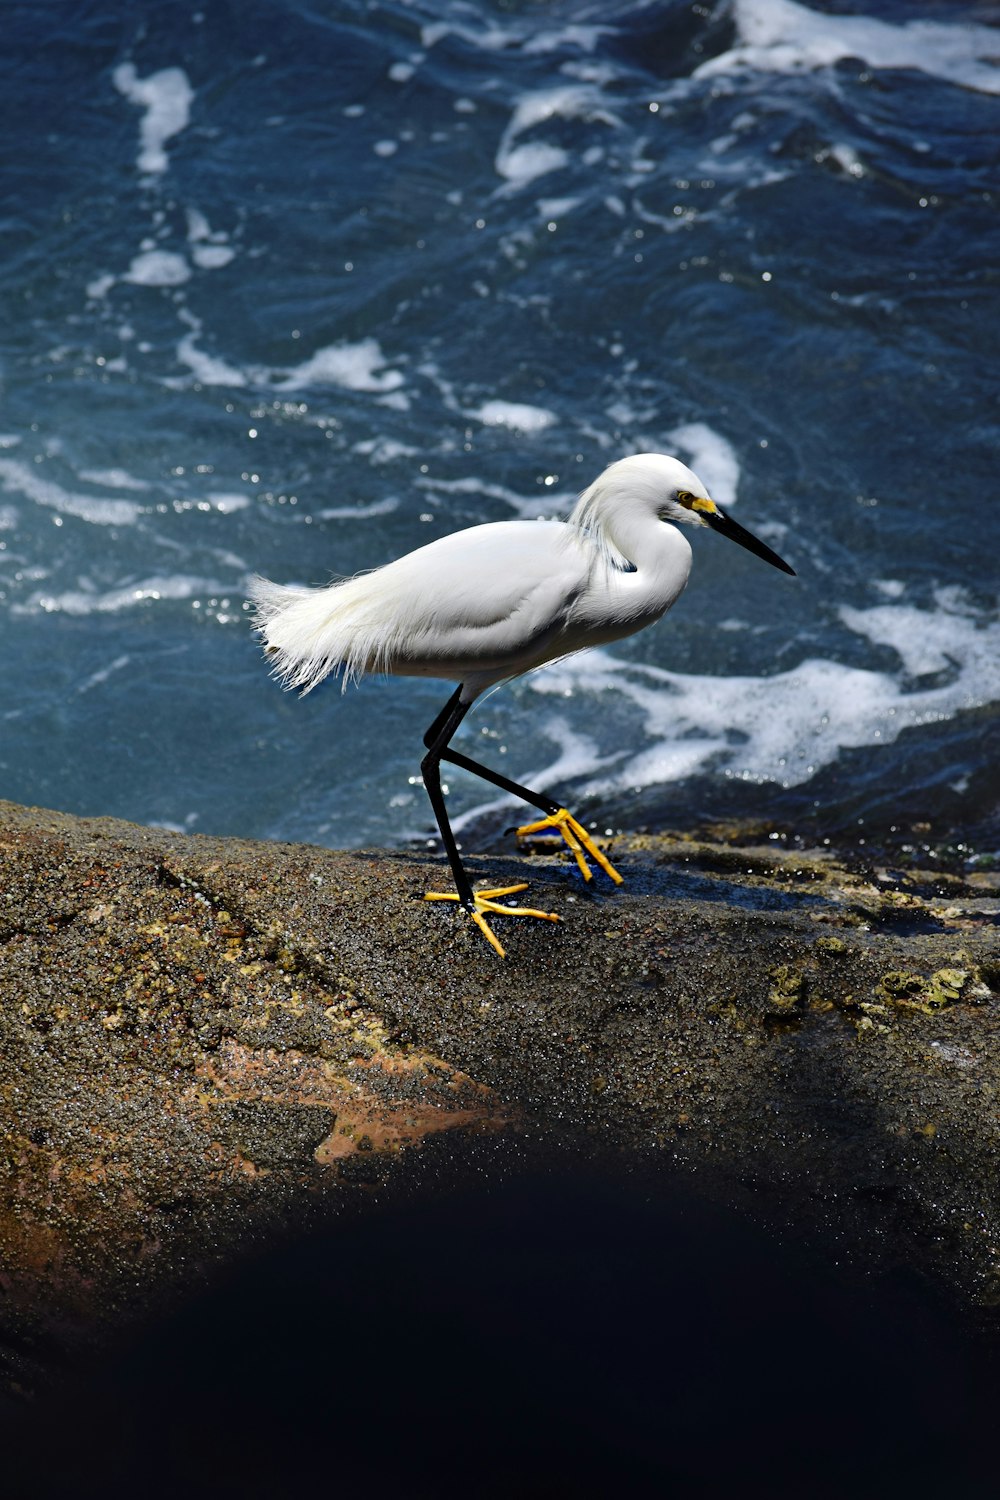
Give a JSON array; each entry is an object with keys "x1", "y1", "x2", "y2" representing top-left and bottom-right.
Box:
[
  {"x1": 316, "y1": 497, "x2": 400, "y2": 522},
  {"x1": 497, "y1": 140, "x2": 570, "y2": 191},
  {"x1": 191, "y1": 244, "x2": 236, "y2": 270},
  {"x1": 113, "y1": 63, "x2": 195, "y2": 174},
  {"x1": 839, "y1": 592, "x2": 983, "y2": 680},
  {"x1": 185, "y1": 209, "x2": 212, "y2": 242},
  {"x1": 174, "y1": 330, "x2": 247, "y2": 387},
  {"x1": 95, "y1": 209, "x2": 233, "y2": 303},
  {"x1": 186, "y1": 208, "x2": 236, "y2": 269},
  {"x1": 828, "y1": 143, "x2": 866, "y2": 179},
  {"x1": 86, "y1": 273, "x2": 116, "y2": 300},
  {"x1": 420, "y1": 16, "x2": 513, "y2": 52},
  {"x1": 77, "y1": 468, "x2": 151, "y2": 492},
  {"x1": 124, "y1": 249, "x2": 192, "y2": 287},
  {"x1": 378, "y1": 391, "x2": 411, "y2": 413},
  {"x1": 388, "y1": 59, "x2": 420, "y2": 83},
  {"x1": 0, "y1": 459, "x2": 143, "y2": 526},
  {"x1": 521, "y1": 591, "x2": 1000, "y2": 798},
  {"x1": 537, "y1": 196, "x2": 581, "y2": 222},
  {"x1": 420, "y1": 12, "x2": 610, "y2": 61},
  {"x1": 205, "y1": 493, "x2": 251, "y2": 514},
  {"x1": 697, "y1": 0, "x2": 1000, "y2": 97},
  {"x1": 470, "y1": 400, "x2": 556, "y2": 433},
  {"x1": 77, "y1": 655, "x2": 132, "y2": 694},
  {"x1": 277, "y1": 339, "x2": 405, "y2": 394},
  {"x1": 415, "y1": 474, "x2": 575, "y2": 520},
  {"x1": 352, "y1": 437, "x2": 420, "y2": 463},
  {"x1": 523, "y1": 26, "x2": 613, "y2": 56},
  {"x1": 494, "y1": 86, "x2": 618, "y2": 191},
  {"x1": 14, "y1": 575, "x2": 225, "y2": 617}
]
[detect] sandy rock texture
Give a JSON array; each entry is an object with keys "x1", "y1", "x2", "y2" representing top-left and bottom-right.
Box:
[{"x1": 1, "y1": 797, "x2": 999, "y2": 1395}]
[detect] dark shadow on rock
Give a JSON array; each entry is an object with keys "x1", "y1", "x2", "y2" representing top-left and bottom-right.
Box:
[{"x1": 3, "y1": 1141, "x2": 998, "y2": 1500}]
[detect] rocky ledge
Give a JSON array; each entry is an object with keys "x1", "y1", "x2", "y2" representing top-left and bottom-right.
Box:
[{"x1": 2, "y1": 797, "x2": 999, "y2": 1396}]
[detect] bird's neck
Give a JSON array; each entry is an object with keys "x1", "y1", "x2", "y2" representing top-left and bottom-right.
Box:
[
  {"x1": 575, "y1": 520, "x2": 693, "y2": 634},
  {"x1": 606, "y1": 513, "x2": 691, "y2": 583}
]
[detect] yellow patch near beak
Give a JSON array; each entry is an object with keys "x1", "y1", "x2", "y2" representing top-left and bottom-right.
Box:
[{"x1": 688, "y1": 496, "x2": 718, "y2": 516}]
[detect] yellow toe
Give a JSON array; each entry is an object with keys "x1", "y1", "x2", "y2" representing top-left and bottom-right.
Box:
[
  {"x1": 424, "y1": 883, "x2": 560, "y2": 958},
  {"x1": 515, "y1": 807, "x2": 624, "y2": 885}
]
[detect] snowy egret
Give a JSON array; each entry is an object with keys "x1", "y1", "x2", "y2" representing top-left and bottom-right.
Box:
[{"x1": 249, "y1": 452, "x2": 794, "y2": 956}]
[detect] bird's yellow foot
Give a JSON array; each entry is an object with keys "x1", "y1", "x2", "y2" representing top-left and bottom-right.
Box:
[
  {"x1": 515, "y1": 808, "x2": 624, "y2": 886},
  {"x1": 424, "y1": 883, "x2": 560, "y2": 958}
]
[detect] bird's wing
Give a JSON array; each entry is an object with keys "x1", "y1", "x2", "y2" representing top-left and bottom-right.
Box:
[
  {"x1": 252, "y1": 520, "x2": 595, "y2": 692},
  {"x1": 375, "y1": 520, "x2": 591, "y2": 673}
]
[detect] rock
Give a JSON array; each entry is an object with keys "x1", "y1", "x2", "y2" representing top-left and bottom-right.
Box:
[{"x1": 1, "y1": 798, "x2": 999, "y2": 1394}]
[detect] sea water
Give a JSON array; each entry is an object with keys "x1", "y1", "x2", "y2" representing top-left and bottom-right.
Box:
[{"x1": 1, "y1": 0, "x2": 997, "y2": 858}]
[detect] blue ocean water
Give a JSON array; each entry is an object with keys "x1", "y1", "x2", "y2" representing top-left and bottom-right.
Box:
[{"x1": 0, "y1": 0, "x2": 997, "y2": 858}]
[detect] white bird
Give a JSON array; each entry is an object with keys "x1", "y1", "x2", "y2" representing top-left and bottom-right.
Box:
[{"x1": 249, "y1": 452, "x2": 795, "y2": 956}]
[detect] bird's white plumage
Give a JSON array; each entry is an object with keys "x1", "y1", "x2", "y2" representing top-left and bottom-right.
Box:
[{"x1": 249, "y1": 452, "x2": 708, "y2": 701}]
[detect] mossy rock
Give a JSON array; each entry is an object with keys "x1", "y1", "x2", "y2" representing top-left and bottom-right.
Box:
[{"x1": 878, "y1": 968, "x2": 970, "y2": 1014}]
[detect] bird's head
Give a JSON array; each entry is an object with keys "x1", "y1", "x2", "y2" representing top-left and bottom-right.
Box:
[{"x1": 575, "y1": 453, "x2": 795, "y2": 576}]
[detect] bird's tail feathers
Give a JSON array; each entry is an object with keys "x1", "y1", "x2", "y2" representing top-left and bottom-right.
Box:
[{"x1": 247, "y1": 572, "x2": 406, "y2": 695}]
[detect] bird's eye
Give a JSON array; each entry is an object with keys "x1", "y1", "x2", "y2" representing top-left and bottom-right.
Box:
[{"x1": 676, "y1": 490, "x2": 693, "y2": 508}]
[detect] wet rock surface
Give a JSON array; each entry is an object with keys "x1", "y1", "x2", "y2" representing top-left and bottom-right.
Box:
[{"x1": 2, "y1": 798, "x2": 1000, "y2": 1431}]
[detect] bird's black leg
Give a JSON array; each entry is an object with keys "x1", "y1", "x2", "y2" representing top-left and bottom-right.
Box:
[
  {"x1": 423, "y1": 684, "x2": 558, "y2": 813},
  {"x1": 420, "y1": 686, "x2": 561, "y2": 957},
  {"x1": 428, "y1": 691, "x2": 559, "y2": 815},
  {"x1": 422, "y1": 684, "x2": 467, "y2": 758},
  {"x1": 439, "y1": 744, "x2": 561, "y2": 818},
  {"x1": 420, "y1": 686, "x2": 476, "y2": 908},
  {"x1": 423, "y1": 687, "x2": 623, "y2": 891}
]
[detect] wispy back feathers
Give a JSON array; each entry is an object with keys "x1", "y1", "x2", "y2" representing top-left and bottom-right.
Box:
[{"x1": 248, "y1": 570, "x2": 415, "y2": 694}]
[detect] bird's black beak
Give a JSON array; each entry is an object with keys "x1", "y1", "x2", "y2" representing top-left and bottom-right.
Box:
[{"x1": 704, "y1": 504, "x2": 796, "y2": 576}]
